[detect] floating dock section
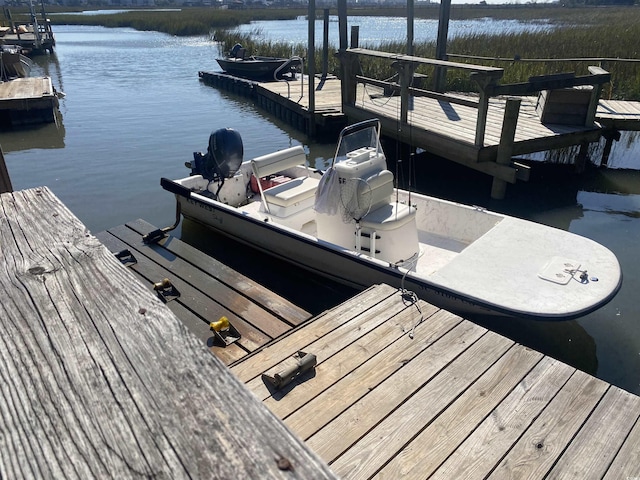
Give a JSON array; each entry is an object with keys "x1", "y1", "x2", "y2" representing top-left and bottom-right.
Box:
[
  {"x1": 199, "y1": 71, "x2": 346, "y2": 140},
  {"x1": 0, "y1": 76, "x2": 59, "y2": 126}
]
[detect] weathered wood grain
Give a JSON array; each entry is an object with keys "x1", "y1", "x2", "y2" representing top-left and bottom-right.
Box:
[
  {"x1": 232, "y1": 282, "x2": 640, "y2": 479},
  {"x1": 99, "y1": 225, "x2": 290, "y2": 339},
  {"x1": 377, "y1": 345, "x2": 544, "y2": 480},
  {"x1": 329, "y1": 332, "x2": 514, "y2": 478},
  {"x1": 95, "y1": 229, "x2": 253, "y2": 364},
  {"x1": 487, "y1": 370, "x2": 609, "y2": 479},
  {"x1": 126, "y1": 218, "x2": 311, "y2": 326},
  {"x1": 603, "y1": 413, "x2": 640, "y2": 479},
  {"x1": 0, "y1": 187, "x2": 336, "y2": 479},
  {"x1": 306, "y1": 320, "x2": 489, "y2": 463},
  {"x1": 284, "y1": 306, "x2": 459, "y2": 440},
  {"x1": 245, "y1": 290, "x2": 416, "y2": 407},
  {"x1": 547, "y1": 386, "x2": 640, "y2": 479},
  {"x1": 229, "y1": 283, "x2": 398, "y2": 383}
]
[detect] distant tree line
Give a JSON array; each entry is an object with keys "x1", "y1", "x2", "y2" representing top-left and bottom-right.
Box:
[{"x1": 560, "y1": 0, "x2": 636, "y2": 5}]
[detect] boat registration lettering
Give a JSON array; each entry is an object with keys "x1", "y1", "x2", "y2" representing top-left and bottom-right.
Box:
[{"x1": 188, "y1": 199, "x2": 223, "y2": 225}]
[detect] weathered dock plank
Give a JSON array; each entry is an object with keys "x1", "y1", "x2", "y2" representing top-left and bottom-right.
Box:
[
  {"x1": 199, "y1": 71, "x2": 347, "y2": 137},
  {"x1": 0, "y1": 77, "x2": 59, "y2": 126},
  {"x1": 0, "y1": 187, "x2": 334, "y2": 479},
  {"x1": 232, "y1": 283, "x2": 640, "y2": 479},
  {"x1": 95, "y1": 218, "x2": 312, "y2": 364},
  {"x1": 597, "y1": 99, "x2": 640, "y2": 130}
]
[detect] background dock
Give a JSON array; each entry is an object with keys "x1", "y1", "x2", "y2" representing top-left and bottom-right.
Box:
[
  {"x1": 202, "y1": 51, "x2": 640, "y2": 199},
  {"x1": 0, "y1": 77, "x2": 59, "y2": 126}
]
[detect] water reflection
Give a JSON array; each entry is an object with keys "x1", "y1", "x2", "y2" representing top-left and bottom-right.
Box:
[{"x1": 0, "y1": 121, "x2": 65, "y2": 152}]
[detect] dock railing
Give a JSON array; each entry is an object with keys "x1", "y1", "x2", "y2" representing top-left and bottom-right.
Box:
[
  {"x1": 341, "y1": 48, "x2": 611, "y2": 148},
  {"x1": 342, "y1": 48, "x2": 504, "y2": 147}
]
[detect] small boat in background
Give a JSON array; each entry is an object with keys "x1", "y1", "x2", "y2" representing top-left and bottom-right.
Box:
[
  {"x1": 216, "y1": 43, "x2": 301, "y2": 81},
  {"x1": 0, "y1": 45, "x2": 33, "y2": 80}
]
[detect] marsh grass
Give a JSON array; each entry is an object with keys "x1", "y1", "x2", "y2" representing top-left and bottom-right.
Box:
[
  {"x1": 11, "y1": 7, "x2": 306, "y2": 36},
  {"x1": 14, "y1": 5, "x2": 639, "y2": 99}
]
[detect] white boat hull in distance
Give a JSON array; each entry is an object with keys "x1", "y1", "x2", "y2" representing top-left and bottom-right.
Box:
[{"x1": 161, "y1": 119, "x2": 622, "y2": 321}]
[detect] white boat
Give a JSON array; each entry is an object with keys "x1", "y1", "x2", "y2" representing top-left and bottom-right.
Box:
[{"x1": 160, "y1": 119, "x2": 622, "y2": 320}]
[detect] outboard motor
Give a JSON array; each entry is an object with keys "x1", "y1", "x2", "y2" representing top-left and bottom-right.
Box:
[
  {"x1": 230, "y1": 43, "x2": 243, "y2": 58},
  {"x1": 189, "y1": 128, "x2": 243, "y2": 198}
]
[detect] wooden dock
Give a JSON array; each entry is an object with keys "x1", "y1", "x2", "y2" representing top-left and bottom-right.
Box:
[
  {"x1": 95, "y1": 218, "x2": 312, "y2": 366},
  {"x1": 199, "y1": 71, "x2": 347, "y2": 139},
  {"x1": 0, "y1": 76, "x2": 59, "y2": 127},
  {"x1": 233, "y1": 283, "x2": 640, "y2": 479},
  {"x1": 0, "y1": 186, "x2": 334, "y2": 478},
  {"x1": 202, "y1": 50, "x2": 640, "y2": 199},
  {"x1": 3, "y1": 186, "x2": 640, "y2": 478},
  {"x1": 597, "y1": 99, "x2": 640, "y2": 131}
]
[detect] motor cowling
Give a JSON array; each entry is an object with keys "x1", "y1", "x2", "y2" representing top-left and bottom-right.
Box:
[{"x1": 191, "y1": 128, "x2": 243, "y2": 181}]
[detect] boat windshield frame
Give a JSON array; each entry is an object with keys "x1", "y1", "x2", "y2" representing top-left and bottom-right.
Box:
[{"x1": 331, "y1": 118, "x2": 383, "y2": 167}]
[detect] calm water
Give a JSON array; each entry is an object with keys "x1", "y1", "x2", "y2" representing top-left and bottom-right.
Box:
[
  {"x1": 2, "y1": 24, "x2": 639, "y2": 395},
  {"x1": 234, "y1": 15, "x2": 554, "y2": 48}
]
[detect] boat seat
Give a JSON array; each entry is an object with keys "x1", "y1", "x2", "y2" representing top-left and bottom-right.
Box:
[
  {"x1": 264, "y1": 177, "x2": 318, "y2": 208},
  {"x1": 251, "y1": 145, "x2": 319, "y2": 220},
  {"x1": 361, "y1": 202, "x2": 416, "y2": 231},
  {"x1": 360, "y1": 202, "x2": 419, "y2": 264},
  {"x1": 360, "y1": 169, "x2": 395, "y2": 213}
]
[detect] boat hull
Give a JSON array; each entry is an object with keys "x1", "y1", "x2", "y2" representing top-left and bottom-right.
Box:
[
  {"x1": 216, "y1": 57, "x2": 293, "y2": 81},
  {"x1": 173, "y1": 189, "x2": 618, "y2": 321}
]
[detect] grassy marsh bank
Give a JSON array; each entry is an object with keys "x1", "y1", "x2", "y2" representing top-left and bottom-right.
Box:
[{"x1": 19, "y1": 5, "x2": 640, "y2": 99}]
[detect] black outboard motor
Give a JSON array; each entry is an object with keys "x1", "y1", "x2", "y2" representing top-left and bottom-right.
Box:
[
  {"x1": 230, "y1": 43, "x2": 243, "y2": 58},
  {"x1": 190, "y1": 128, "x2": 243, "y2": 180},
  {"x1": 189, "y1": 128, "x2": 243, "y2": 198}
]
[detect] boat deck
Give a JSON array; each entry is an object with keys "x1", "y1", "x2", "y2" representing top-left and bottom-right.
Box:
[
  {"x1": 231, "y1": 283, "x2": 640, "y2": 479},
  {"x1": 240, "y1": 196, "x2": 464, "y2": 277}
]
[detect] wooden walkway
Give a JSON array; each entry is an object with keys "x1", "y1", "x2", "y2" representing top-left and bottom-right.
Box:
[
  {"x1": 4, "y1": 186, "x2": 640, "y2": 477},
  {"x1": 597, "y1": 99, "x2": 640, "y2": 130},
  {"x1": 95, "y1": 218, "x2": 312, "y2": 366},
  {"x1": 0, "y1": 77, "x2": 59, "y2": 126},
  {"x1": 233, "y1": 283, "x2": 640, "y2": 479},
  {"x1": 202, "y1": 69, "x2": 640, "y2": 191},
  {"x1": 0, "y1": 186, "x2": 334, "y2": 478},
  {"x1": 348, "y1": 86, "x2": 603, "y2": 161}
]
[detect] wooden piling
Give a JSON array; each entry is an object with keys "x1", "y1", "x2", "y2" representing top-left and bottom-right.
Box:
[
  {"x1": 0, "y1": 146, "x2": 12, "y2": 194},
  {"x1": 491, "y1": 97, "x2": 521, "y2": 199}
]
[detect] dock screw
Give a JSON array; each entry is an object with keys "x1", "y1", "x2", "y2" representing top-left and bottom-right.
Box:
[{"x1": 276, "y1": 456, "x2": 293, "y2": 471}]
